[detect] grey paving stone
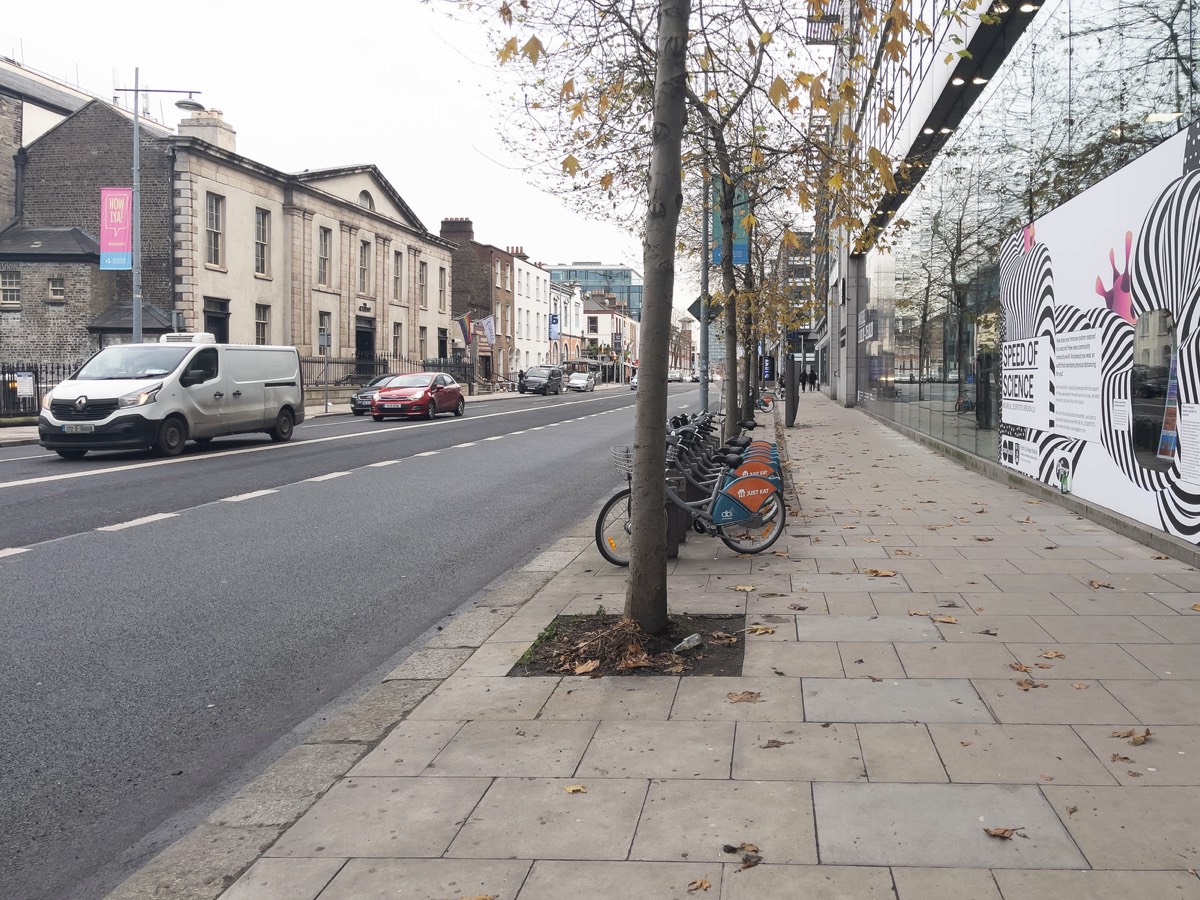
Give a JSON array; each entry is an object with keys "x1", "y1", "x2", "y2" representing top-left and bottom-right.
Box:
[
  {"x1": 936, "y1": 616, "x2": 1055, "y2": 643},
  {"x1": 894, "y1": 642, "x2": 1020, "y2": 678},
  {"x1": 317, "y1": 858, "x2": 531, "y2": 900},
  {"x1": 972, "y1": 679, "x2": 1136, "y2": 724},
  {"x1": 743, "y1": 615, "x2": 799, "y2": 640},
  {"x1": 485, "y1": 570, "x2": 556, "y2": 606},
  {"x1": 1140, "y1": 615, "x2": 1200, "y2": 643},
  {"x1": 1144, "y1": 592, "x2": 1200, "y2": 614},
  {"x1": 576, "y1": 720, "x2": 734, "y2": 779},
  {"x1": 928, "y1": 724, "x2": 1117, "y2": 785},
  {"x1": 630, "y1": 779, "x2": 817, "y2": 864},
  {"x1": 991, "y1": 869, "x2": 1200, "y2": 899},
  {"x1": 458, "y1": 641, "x2": 531, "y2": 676},
  {"x1": 732, "y1": 722, "x2": 865, "y2": 781},
  {"x1": 1101, "y1": 680, "x2": 1200, "y2": 724},
  {"x1": 793, "y1": 616, "x2": 941, "y2": 642},
  {"x1": 871, "y1": 593, "x2": 978, "y2": 617},
  {"x1": 560, "y1": 592, "x2": 631, "y2": 615},
  {"x1": 987, "y1": 575, "x2": 1114, "y2": 596},
  {"x1": 1120, "y1": 643, "x2": 1200, "y2": 679},
  {"x1": 745, "y1": 592, "x2": 830, "y2": 614},
  {"x1": 107, "y1": 824, "x2": 282, "y2": 900},
  {"x1": 813, "y1": 783, "x2": 1086, "y2": 868},
  {"x1": 422, "y1": 607, "x2": 515, "y2": 649},
  {"x1": 959, "y1": 592, "x2": 1075, "y2": 616},
  {"x1": 1088, "y1": 573, "x2": 1197, "y2": 592},
  {"x1": 706, "y1": 573, "x2": 794, "y2": 594},
  {"x1": 489, "y1": 615, "x2": 559, "y2": 643},
  {"x1": 384, "y1": 648, "x2": 473, "y2": 681},
  {"x1": 516, "y1": 861, "x2": 723, "y2": 900},
  {"x1": 671, "y1": 676, "x2": 805, "y2": 722},
  {"x1": 1033, "y1": 616, "x2": 1169, "y2": 644},
  {"x1": 1043, "y1": 785, "x2": 1200, "y2": 869},
  {"x1": 825, "y1": 593, "x2": 880, "y2": 616},
  {"x1": 446, "y1": 777, "x2": 647, "y2": 860},
  {"x1": 891, "y1": 867, "x2": 1003, "y2": 900},
  {"x1": 791, "y1": 573, "x2": 914, "y2": 592},
  {"x1": 1073, "y1": 725, "x2": 1200, "y2": 785},
  {"x1": 1002, "y1": 643, "x2": 1156, "y2": 680},
  {"x1": 742, "y1": 641, "x2": 844, "y2": 677},
  {"x1": 669, "y1": 557, "x2": 754, "y2": 575},
  {"x1": 219, "y1": 858, "x2": 344, "y2": 900},
  {"x1": 1050, "y1": 592, "x2": 1177, "y2": 616},
  {"x1": 309, "y1": 680, "x2": 438, "y2": 743},
  {"x1": 406, "y1": 675, "x2": 560, "y2": 721},
  {"x1": 425, "y1": 719, "x2": 598, "y2": 777},
  {"x1": 350, "y1": 720, "x2": 464, "y2": 777},
  {"x1": 265, "y1": 777, "x2": 490, "y2": 858},
  {"x1": 857, "y1": 724, "x2": 948, "y2": 783},
  {"x1": 803, "y1": 678, "x2": 992, "y2": 723},
  {"x1": 837, "y1": 643, "x2": 908, "y2": 678},
  {"x1": 1008, "y1": 558, "x2": 1111, "y2": 577},
  {"x1": 540, "y1": 676, "x2": 679, "y2": 720},
  {"x1": 720, "y1": 868, "x2": 907, "y2": 900}
]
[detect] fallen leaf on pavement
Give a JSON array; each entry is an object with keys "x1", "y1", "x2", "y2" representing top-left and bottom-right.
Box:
[
  {"x1": 745, "y1": 624, "x2": 775, "y2": 635},
  {"x1": 1088, "y1": 579, "x2": 1114, "y2": 590},
  {"x1": 728, "y1": 691, "x2": 763, "y2": 703},
  {"x1": 722, "y1": 842, "x2": 760, "y2": 853},
  {"x1": 865, "y1": 568, "x2": 897, "y2": 577},
  {"x1": 1027, "y1": 499, "x2": 1043, "y2": 504},
  {"x1": 1040, "y1": 650, "x2": 1065, "y2": 659},
  {"x1": 709, "y1": 632, "x2": 739, "y2": 646},
  {"x1": 1072, "y1": 682, "x2": 1089, "y2": 689},
  {"x1": 1010, "y1": 663, "x2": 1031, "y2": 672},
  {"x1": 1191, "y1": 603, "x2": 1200, "y2": 612},
  {"x1": 761, "y1": 739, "x2": 793, "y2": 749},
  {"x1": 863, "y1": 537, "x2": 880, "y2": 543},
  {"x1": 975, "y1": 536, "x2": 994, "y2": 542},
  {"x1": 687, "y1": 878, "x2": 711, "y2": 893},
  {"x1": 978, "y1": 629, "x2": 999, "y2": 636},
  {"x1": 574, "y1": 659, "x2": 600, "y2": 675},
  {"x1": 865, "y1": 674, "x2": 883, "y2": 682},
  {"x1": 984, "y1": 827, "x2": 1020, "y2": 839},
  {"x1": 1022, "y1": 516, "x2": 1034, "y2": 524},
  {"x1": 1127, "y1": 770, "x2": 1144, "y2": 777},
  {"x1": 932, "y1": 615, "x2": 957, "y2": 624},
  {"x1": 462, "y1": 895, "x2": 498, "y2": 900},
  {"x1": 908, "y1": 609, "x2": 931, "y2": 617},
  {"x1": 738, "y1": 852, "x2": 762, "y2": 870},
  {"x1": 616, "y1": 654, "x2": 654, "y2": 669},
  {"x1": 1067, "y1": 805, "x2": 1078, "y2": 817},
  {"x1": 1111, "y1": 728, "x2": 1153, "y2": 745},
  {"x1": 1111, "y1": 754, "x2": 1133, "y2": 763},
  {"x1": 772, "y1": 551, "x2": 791, "y2": 558},
  {"x1": 731, "y1": 585, "x2": 756, "y2": 592},
  {"x1": 1034, "y1": 662, "x2": 1055, "y2": 669},
  {"x1": 961, "y1": 741, "x2": 972, "y2": 747},
  {"x1": 1017, "y1": 679, "x2": 1048, "y2": 691},
  {"x1": 564, "y1": 785, "x2": 587, "y2": 794},
  {"x1": 1044, "y1": 545, "x2": 1058, "y2": 550},
  {"x1": 894, "y1": 549, "x2": 912, "y2": 555},
  {"x1": 788, "y1": 603, "x2": 808, "y2": 611},
  {"x1": 1041, "y1": 775, "x2": 1054, "y2": 781},
  {"x1": 1152, "y1": 554, "x2": 1169, "y2": 560}
]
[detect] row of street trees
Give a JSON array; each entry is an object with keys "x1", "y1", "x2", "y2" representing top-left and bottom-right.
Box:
[{"x1": 456, "y1": 0, "x2": 989, "y2": 633}]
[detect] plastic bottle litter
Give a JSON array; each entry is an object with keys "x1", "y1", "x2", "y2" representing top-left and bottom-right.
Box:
[{"x1": 674, "y1": 633, "x2": 702, "y2": 652}]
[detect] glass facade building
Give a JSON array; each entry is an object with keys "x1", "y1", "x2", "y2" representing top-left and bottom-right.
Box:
[
  {"x1": 546, "y1": 263, "x2": 644, "y2": 322},
  {"x1": 837, "y1": 0, "x2": 1200, "y2": 543}
]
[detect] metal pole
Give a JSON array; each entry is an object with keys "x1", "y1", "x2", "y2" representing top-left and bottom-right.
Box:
[{"x1": 131, "y1": 67, "x2": 142, "y2": 344}]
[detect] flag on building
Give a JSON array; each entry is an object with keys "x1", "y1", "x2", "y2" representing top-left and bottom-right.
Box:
[
  {"x1": 456, "y1": 312, "x2": 473, "y2": 346},
  {"x1": 549, "y1": 313, "x2": 560, "y2": 341},
  {"x1": 482, "y1": 315, "x2": 496, "y2": 347}
]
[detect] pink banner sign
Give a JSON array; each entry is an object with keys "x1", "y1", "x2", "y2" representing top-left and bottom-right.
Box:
[{"x1": 100, "y1": 187, "x2": 133, "y2": 270}]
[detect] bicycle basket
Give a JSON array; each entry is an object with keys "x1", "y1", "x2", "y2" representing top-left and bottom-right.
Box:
[{"x1": 611, "y1": 446, "x2": 634, "y2": 475}]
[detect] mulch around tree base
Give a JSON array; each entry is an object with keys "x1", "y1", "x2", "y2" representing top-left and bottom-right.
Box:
[{"x1": 508, "y1": 613, "x2": 747, "y2": 678}]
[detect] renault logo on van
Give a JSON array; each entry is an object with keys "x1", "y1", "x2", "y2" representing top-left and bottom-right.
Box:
[{"x1": 74, "y1": 396, "x2": 88, "y2": 411}]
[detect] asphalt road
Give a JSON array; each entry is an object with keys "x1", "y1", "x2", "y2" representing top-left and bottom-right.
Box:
[{"x1": 0, "y1": 385, "x2": 699, "y2": 900}]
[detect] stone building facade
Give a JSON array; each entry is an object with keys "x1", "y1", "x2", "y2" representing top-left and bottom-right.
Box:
[{"x1": 439, "y1": 218, "x2": 515, "y2": 381}]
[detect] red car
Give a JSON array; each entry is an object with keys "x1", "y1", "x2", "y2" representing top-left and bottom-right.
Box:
[{"x1": 371, "y1": 372, "x2": 465, "y2": 420}]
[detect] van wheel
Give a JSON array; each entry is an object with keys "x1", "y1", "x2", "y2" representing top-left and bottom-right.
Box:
[
  {"x1": 156, "y1": 417, "x2": 187, "y2": 457},
  {"x1": 56, "y1": 449, "x2": 87, "y2": 459},
  {"x1": 269, "y1": 409, "x2": 294, "y2": 442}
]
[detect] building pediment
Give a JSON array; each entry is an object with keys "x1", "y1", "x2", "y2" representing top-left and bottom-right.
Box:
[{"x1": 294, "y1": 165, "x2": 425, "y2": 232}]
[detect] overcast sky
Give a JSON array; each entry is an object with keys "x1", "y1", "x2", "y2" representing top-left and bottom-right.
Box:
[{"x1": 4, "y1": 1, "x2": 699, "y2": 304}]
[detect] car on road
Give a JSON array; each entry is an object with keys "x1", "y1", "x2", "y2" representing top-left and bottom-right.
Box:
[
  {"x1": 689, "y1": 371, "x2": 701, "y2": 382},
  {"x1": 567, "y1": 372, "x2": 596, "y2": 392},
  {"x1": 630, "y1": 373, "x2": 638, "y2": 391},
  {"x1": 667, "y1": 370, "x2": 685, "y2": 383},
  {"x1": 520, "y1": 366, "x2": 564, "y2": 395},
  {"x1": 371, "y1": 372, "x2": 464, "y2": 420},
  {"x1": 351, "y1": 372, "x2": 399, "y2": 415}
]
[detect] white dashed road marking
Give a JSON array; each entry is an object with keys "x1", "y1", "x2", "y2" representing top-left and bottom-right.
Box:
[
  {"x1": 97, "y1": 513, "x2": 179, "y2": 531},
  {"x1": 222, "y1": 490, "x2": 278, "y2": 502}
]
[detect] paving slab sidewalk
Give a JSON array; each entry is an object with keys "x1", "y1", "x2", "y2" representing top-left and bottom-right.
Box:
[{"x1": 106, "y1": 393, "x2": 1200, "y2": 900}]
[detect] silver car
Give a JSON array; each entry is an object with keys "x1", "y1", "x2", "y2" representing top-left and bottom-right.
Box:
[{"x1": 567, "y1": 372, "x2": 595, "y2": 392}]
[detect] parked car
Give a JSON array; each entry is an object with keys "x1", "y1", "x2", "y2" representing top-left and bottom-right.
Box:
[
  {"x1": 630, "y1": 373, "x2": 638, "y2": 391},
  {"x1": 567, "y1": 372, "x2": 595, "y2": 392},
  {"x1": 371, "y1": 372, "x2": 464, "y2": 420},
  {"x1": 689, "y1": 371, "x2": 701, "y2": 382},
  {"x1": 520, "y1": 365, "x2": 564, "y2": 395},
  {"x1": 351, "y1": 372, "x2": 399, "y2": 416}
]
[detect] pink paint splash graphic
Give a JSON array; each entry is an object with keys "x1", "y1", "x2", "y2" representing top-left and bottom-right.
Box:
[
  {"x1": 1096, "y1": 231, "x2": 1134, "y2": 322},
  {"x1": 1022, "y1": 223, "x2": 1036, "y2": 253}
]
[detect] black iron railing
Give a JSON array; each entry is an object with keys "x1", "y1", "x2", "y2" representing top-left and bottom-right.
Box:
[{"x1": 1, "y1": 361, "x2": 83, "y2": 417}]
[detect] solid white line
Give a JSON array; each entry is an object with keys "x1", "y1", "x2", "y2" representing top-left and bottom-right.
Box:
[
  {"x1": 453, "y1": 442, "x2": 477, "y2": 448},
  {"x1": 222, "y1": 489, "x2": 278, "y2": 502},
  {"x1": 0, "y1": 454, "x2": 46, "y2": 463},
  {"x1": 413, "y1": 451, "x2": 439, "y2": 457},
  {"x1": 0, "y1": 547, "x2": 30, "y2": 558},
  {"x1": 510, "y1": 430, "x2": 527, "y2": 435},
  {"x1": 305, "y1": 472, "x2": 350, "y2": 482},
  {"x1": 0, "y1": 393, "x2": 633, "y2": 491},
  {"x1": 367, "y1": 459, "x2": 402, "y2": 467},
  {"x1": 97, "y1": 513, "x2": 178, "y2": 531}
]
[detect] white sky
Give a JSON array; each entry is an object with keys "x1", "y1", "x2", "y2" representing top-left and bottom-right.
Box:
[{"x1": 4, "y1": 1, "x2": 699, "y2": 310}]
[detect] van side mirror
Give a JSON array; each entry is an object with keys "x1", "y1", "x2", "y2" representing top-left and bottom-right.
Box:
[{"x1": 180, "y1": 369, "x2": 204, "y2": 387}]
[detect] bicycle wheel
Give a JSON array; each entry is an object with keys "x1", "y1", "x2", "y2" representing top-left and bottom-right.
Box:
[
  {"x1": 595, "y1": 487, "x2": 633, "y2": 566},
  {"x1": 717, "y1": 494, "x2": 786, "y2": 554},
  {"x1": 759, "y1": 396, "x2": 774, "y2": 412}
]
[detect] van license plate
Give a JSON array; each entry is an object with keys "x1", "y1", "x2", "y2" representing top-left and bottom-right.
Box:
[{"x1": 63, "y1": 424, "x2": 94, "y2": 433}]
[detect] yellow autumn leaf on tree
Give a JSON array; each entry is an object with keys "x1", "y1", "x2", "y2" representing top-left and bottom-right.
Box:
[
  {"x1": 868, "y1": 147, "x2": 897, "y2": 194},
  {"x1": 560, "y1": 78, "x2": 575, "y2": 100},
  {"x1": 750, "y1": 146, "x2": 765, "y2": 166},
  {"x1": 521, "y1": 36, "x2": 545, "y2": 65},
  {"x1": 570, "y1": 100, "x2": 586, "y2": 121},
  {"x1": 497, "y1": 37, "x2": 519, "y2": 64},
  {"x1": 739, "y1": 212, "x2": 757, "y2": 232},
  {"x1": 781, "y1": 228, "x2": 801, "y2": 251},
  {"x1": 599, "y1": 172, "x2": 614, "y2": 191},
  {"x1": 828, "y1": 171, "x2": 844, "y2": 191},
  {"x1": 760, "y1": 31, "x2": 772, "y2": 45},
  {"x1": 768, "y1": 75, "x2": 790, "y2": 107},
  {"x1": 561, "y1": 154, "x2": 581, "y2": 177}
]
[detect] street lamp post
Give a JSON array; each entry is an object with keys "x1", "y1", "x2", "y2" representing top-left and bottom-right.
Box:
[{"x1": 113, "y1": 69, "x2": 204, "y2": 343}]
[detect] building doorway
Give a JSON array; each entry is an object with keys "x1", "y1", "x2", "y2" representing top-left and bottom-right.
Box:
[
  {"x1": 356, "y1": 316, "x2": 376, "y2": 377},
  {"x1": 203, "y1": 297, "x2": 230, "y2": 342}
]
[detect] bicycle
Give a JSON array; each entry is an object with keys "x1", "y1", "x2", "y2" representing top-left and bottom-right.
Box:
[
  {"x1": 955, "y1": 392, "x2": 976, "y2": 414},
  {"x1": 754, "y1": 394, "x2": 775, "y2": 412},
  {"x1": 595, "y1": 416, "x2": 786, "y2": 566}
]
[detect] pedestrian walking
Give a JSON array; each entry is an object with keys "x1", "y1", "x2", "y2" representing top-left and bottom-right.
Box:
[{"x1": 808, "y1": 369, "x2": 817, "y2": 391}]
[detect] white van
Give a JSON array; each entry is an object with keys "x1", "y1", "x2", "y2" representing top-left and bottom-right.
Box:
[{"x1": 39, "y1": 333, "x2": 305, "y2": 459}]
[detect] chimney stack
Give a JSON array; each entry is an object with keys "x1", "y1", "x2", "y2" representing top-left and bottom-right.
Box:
[
  {"x1": 440, "y1": 218, "x2": 475, "y2": 244},
  {"x1": 177, "y1": 109, "x2": 237, "y2": 153}
]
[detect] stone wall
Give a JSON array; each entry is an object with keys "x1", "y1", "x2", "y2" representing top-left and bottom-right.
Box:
[{"x1": 0, "y1": 261, "x2": 113, "y2": 361}]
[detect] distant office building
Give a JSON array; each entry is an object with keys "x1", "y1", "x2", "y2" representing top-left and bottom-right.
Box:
[{"x1": 545, "y1": 262, "x2": 643, "y2": 322}]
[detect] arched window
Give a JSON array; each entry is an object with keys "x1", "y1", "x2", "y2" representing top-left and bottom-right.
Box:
[{"x1": 358, "y1": 190, "x2": 375, "y2": 211}]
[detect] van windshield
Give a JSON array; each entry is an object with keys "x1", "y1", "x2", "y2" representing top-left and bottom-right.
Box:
[{"x1": 75, "y1": 346, "x2": 192, "y2": 380}]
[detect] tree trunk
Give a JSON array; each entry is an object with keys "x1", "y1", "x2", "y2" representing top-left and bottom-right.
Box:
[{"x1": 624, "y1": 0, "x2": 690, "y2": 636}]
